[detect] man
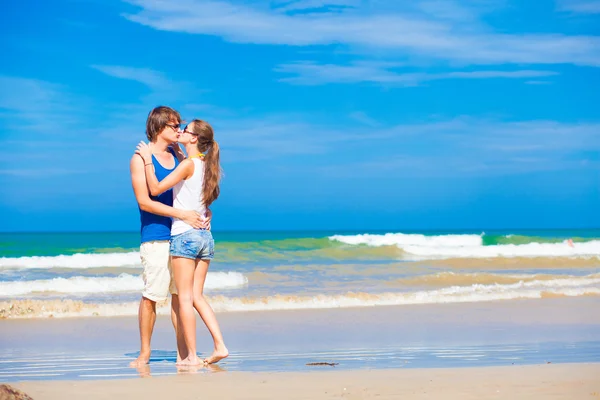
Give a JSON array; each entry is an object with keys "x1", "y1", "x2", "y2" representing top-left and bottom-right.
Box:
[{"x1": 129, "y1": 106, "x2": 209, "y2": 367}]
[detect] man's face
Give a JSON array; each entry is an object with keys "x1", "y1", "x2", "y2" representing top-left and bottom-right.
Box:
[{"x1": 158, "y1": 118, "x2": 181, "y2": 144}]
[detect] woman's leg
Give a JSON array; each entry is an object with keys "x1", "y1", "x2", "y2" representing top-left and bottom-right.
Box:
[
  {"x1": 192, "y1": 259, "x2": 228, "y2": 364},
  {"x1": 172, "y1": 256, "x2": 201, "y2": 366},
  {"x1": 170, "y1": 294, "x2": 188, "y2": 362}
]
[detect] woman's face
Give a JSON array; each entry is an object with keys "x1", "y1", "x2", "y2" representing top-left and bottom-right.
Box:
[{"x1": 177, "y1": 124, "x2": 195, "y2": 145}]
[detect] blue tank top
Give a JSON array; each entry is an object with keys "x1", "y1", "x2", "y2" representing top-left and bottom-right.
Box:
[{"x1": 139, "y1": 149, "x2": 180, "y2": 243}]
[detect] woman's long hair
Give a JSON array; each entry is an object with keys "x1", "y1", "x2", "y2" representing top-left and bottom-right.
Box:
[{"x1": 190, "y1": 119, "x2": 221, "y2": 207}]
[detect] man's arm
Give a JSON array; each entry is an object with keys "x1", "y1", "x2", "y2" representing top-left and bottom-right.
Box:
[{"x1": 130, "y1": 154, "x2": 205, "y2": 228}]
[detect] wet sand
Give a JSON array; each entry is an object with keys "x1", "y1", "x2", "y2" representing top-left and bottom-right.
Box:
[
  {"x1": 1, "y1": 297, "x2": 599, "y2": 381},
  {"x1": 2, "y1": 297, "x2": 599, "y2": 357},
  {"x1": 12, "y1": 363, "x2": 600, "y2": 400}
]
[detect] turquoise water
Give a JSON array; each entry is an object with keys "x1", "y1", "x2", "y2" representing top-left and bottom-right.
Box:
[
  {"x1": 1, "y1": 230, "x2": 599, "y2": 381},
  {"x1": 1, "y1": 229, "x2": 599, "y2": 318},
  {"x1": 1, "y1": 229, "x2": 599, "y2": 257}
]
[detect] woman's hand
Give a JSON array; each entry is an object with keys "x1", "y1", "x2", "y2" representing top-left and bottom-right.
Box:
[{"x1": 135, "y1": 141, "x2": 152, "y2": 163}]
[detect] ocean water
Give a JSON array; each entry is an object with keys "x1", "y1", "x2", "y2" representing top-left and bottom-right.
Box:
[{"x1": 1, "y1": 229, "x2": 599, "y2": 318}]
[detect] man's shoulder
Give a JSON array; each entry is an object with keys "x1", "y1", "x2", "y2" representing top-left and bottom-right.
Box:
[
  {"x1": 130, "y1": 153, "x2": 146, "y2": 176},
  {"x1": 130, "y1": 153, "x2": 144, "y2": 166}
]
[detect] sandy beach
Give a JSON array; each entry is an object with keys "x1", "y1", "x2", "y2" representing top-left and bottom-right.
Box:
[
  {"x1": 11, "y1": 363, "x2": 600, "y2": 400},
  {"x1": 1, "y1": 297, "x2": 599, "y2": 377}
]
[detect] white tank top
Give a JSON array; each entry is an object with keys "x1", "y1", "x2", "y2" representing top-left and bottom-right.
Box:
[{"x1": 171, "y1": 158, "x2": 207, "y2": 236}]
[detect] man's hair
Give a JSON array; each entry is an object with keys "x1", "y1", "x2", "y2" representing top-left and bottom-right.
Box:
[{"x1": 146, "y1": 106, "x2": 181, "y2": 142}]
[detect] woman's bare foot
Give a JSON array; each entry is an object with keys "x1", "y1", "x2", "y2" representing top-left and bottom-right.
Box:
[
  {"x1": 204, "y1": 346, "x2": 228, "y2": 364},
  {"x1": 129, "y1": 351, "x2": 150, "y2": 367},
  {"x1": 136, "y1": 364, "x2": 151, "y2": 378},
  {"x1": 205, "y1": 363, "x2": 226, "y2": 373},
  {"x1": 176, "y1": 355, "x2": 203, "y2": 366},
  {"x1": 176, "y1": 364, "x2": 201, "y2": 374}
]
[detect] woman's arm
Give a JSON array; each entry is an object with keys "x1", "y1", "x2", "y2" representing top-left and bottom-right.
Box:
[
  {"x1": 136, "y1": 142, "x2": 194, "y2": 196},
  {"x1": 130, "y1": 155, "x2": 205, "y2": 228}
]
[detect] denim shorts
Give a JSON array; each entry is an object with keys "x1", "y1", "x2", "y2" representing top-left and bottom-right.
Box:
[{"x1": 170, "y1": 229, "x2": 214, "y2": 260}]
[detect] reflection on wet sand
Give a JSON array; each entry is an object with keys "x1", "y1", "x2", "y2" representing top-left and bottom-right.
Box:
[{"x1": 134, "y1": 360, "x2": 226, "y2": 378}]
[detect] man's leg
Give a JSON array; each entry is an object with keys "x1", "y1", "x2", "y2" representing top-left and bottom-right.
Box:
[
  {"x1": 130, "y1": 241, "x2": 170, "y2": 368},
  {"x1": 168, "y1": 250, "x2": 188, "y2": 362},
  {"x1": 130, "y1": 296, "x2": 156, "y2": 367}
]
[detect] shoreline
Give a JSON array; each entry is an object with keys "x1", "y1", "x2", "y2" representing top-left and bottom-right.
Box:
[
  {"x1": 11, "y1": 363, "x2": 600, "y2": 400},
  {"x1": 1, "y1": 297, "x2": 599, "y2": 382},
  {"x1": 2, "y1": 295, "x2": 599, "y2": 323},
  {"x1": 2, "y1": 284, "x2": 599, "y2": 319}
]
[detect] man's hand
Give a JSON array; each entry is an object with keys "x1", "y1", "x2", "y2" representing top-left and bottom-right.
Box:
[
  {"x1": 181, "y1": 210, "x2": 204, "y2": 229},
  {"x1": 169, "y1": 143, "x2": 186, "y2": 162},
  {"x1": 203, "y1": 209, "x2": 213, "y2": 231}
]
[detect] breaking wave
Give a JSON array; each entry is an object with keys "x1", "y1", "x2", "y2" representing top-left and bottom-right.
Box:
[
  {"x1": 0, "y1": 252, "x2": 141, "y2": 270},
  {"x1": 0, "y1": 272, "x2": 248, "y2": 296},
  {"x1": 2, "y1": 276, "x2": 598, "y2": 318},
  {"x1": 330, "y1": 233, "x2": 600, "y2": 259}
]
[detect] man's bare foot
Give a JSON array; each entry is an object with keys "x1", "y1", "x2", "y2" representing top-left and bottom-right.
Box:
[
  {"x1": 176, "y1": 355, "x2": 202, "y2": 366},
  {"x1": 204, "y1": 346, "x2": 228, "y2": 364},
  {"x1": 129, "y1": 352, "x2": 150, "y2": 368}
]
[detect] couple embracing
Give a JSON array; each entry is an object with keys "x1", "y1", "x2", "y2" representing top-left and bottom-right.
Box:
[{"x1": 129, "y1": 106, "x2": 228, "y2": 367}]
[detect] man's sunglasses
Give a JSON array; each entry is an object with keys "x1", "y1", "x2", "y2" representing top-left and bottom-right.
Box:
[{"x1": 165, "y1": 123, "x2": 183, "y2": 131}]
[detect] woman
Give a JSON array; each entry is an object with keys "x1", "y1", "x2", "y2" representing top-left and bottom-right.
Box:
[{"x1": 136, "y1": 119, "x2": 228, "y2": 366}]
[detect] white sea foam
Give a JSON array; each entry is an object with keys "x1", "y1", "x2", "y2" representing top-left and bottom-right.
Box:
[
  {"x1": 4, "y1": 276, "x2": 598, "y2": 318},
  {"x1": 0, "y1": 252, "x2": 141, "y2": 270},
  {"x1": 211, "y1": 275, "x2": 600, "y2": 312},
  {"x1": 330, "y1": 233, "x2": 483, "y2": 248},
  {"x1": 330, "y1": 233, "x2": 600, "y2": 259},
  {"x1": 0, "y1": 272, "x2": 248, "y2": 296},
  {"x1": 209, "y1": 286, "x2": 600, "y2": 313},
  {"x1": 402, "y1": 241, "x2": 600, "y2": 259}
]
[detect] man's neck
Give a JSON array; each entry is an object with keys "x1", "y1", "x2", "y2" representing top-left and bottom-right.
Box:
[{"x1": 152, "y1": 137, "x2": 171, "y2": 153}]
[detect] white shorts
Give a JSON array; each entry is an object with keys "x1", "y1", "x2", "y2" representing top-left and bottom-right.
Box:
[{"x1": 140, "y1": 241, "x2": 177, "y2": 302}]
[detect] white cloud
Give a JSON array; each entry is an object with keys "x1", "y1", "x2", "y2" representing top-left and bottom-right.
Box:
[
  {"x1": 0, "y1": 73, "x2": 596, "y2": 178},
  {"x1": 271, "y1": 0, "x2": 360, "y2": 13},
  {"x1": 558, "y1": 0, "x2": 600, "y2": 13},
  {"x1": 216, "y1": 119, "x2": 334, "y2": 161},
  {"x1": 91, "y1": 65, "x2": 174, "y2": 90},
  {"x1": 525, "y1": 80, "x2": 553, "y2": 85},
  {"x1": 122, "y1": 0, "x2": 600, "y2": 66},
  {"x1": 0, "y1": 168, "x2": 89, "y2": 177},
  {"x1": 275, "y1": 62, "x2": 558, "y2": 85},
  {"x1": 314, "y1": 118, "x2": 600, "y2": 176},
  {"x1": 201, "y1": 113, "x2": 600, "y2": 179},
  {"x1": 349, "y1": 111, "x2": 380, "y2": 127},
  {"x1": 415, "y1": 0, "x2": 501, "y2": 22},
  {"x1": 0, "y1": 75, "x2": 89, "y2": 135},
  {"x1": 90, "y1": 64, "x2": 208, "y2": 115}
]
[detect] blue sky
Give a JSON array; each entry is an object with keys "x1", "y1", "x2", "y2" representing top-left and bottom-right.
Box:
[{"x1": 1, "y1": 0, "x2": 599, "y2": 232}]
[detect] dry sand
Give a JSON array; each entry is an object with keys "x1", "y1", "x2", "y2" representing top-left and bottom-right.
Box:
[{"x1": 12, "y1": 363, "x2": 600, "y2": 400}]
